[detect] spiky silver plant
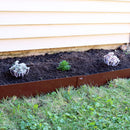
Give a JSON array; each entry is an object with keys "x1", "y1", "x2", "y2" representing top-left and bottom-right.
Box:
[
  {"x1": 104, "y1": 52, "x2": 120, "y2": 66},
  {"x1": 9, "y1": 60, "x2": 30, "y2": 78}
]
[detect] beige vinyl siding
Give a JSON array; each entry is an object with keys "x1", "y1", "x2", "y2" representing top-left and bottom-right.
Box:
[
  {"x1": 1, "y1": 0, "x2": 130, "y2": 12},
  {"x1": 0, "y1": 0, "x2": 130, "y2": 52},
  {"x1": 1, "y1": 34, "x2": 128, "y2": 52},
  {"x1": 0, "y1": 24, "x2": 130, "y2": 39},
  {"x1": 1, "y1": 13, "x2": 130, "y2": 25}
]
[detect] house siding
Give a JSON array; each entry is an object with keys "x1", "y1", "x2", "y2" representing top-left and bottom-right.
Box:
[{"x1": 0, "y1": 0, "x2": 130, "y2": 52}]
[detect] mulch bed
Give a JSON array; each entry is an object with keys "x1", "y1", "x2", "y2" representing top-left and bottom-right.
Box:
[{"x1": 0, "y1": 48, "x2": 130, "y2": 85}]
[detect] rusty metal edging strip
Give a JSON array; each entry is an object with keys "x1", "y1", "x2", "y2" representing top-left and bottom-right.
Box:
[
  {"x1": 0, "y1": 68, "x2": 130, "y2": 99},
  {"x1": 77, "y1": 68, "x2": 130, "y2": 87},
  {"x1": 0, "y1": 77, "x2": 77, "y2": 99}
]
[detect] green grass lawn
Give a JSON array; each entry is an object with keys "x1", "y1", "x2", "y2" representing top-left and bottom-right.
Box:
[{"x1": 0, "y1": 78, "x2": 130, "y2": 130}]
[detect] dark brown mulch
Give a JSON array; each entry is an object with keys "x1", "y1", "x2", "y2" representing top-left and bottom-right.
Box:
[{"x1": 0, "y1": 49, "x2": 130, "y2": 85}]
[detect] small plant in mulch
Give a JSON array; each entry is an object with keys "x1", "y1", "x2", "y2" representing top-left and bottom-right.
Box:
[
  {"x1": 9, "y1": 60, "x2": 30, "y2": 78},
  {"x1": 57, "y1": 60, "x2": 71, "y2": 71},
  {"x1": 120, "y1": 44, "x2": 130, "y2": 54},
  {"x1": 103, "y1": 52, "x2": 120, "y2": 66}
]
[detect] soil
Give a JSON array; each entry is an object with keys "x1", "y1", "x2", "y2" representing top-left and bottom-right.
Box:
[{"x1": 0, "y1": 48, "x2": 130, "y2": 85}]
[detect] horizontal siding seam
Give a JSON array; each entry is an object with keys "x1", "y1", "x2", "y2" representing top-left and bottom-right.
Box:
[
  {"x1": 0, "y1": 33, "x2": 129, "y2": 40},
  {"x1": 0, "y1": 23, "x2": 130, "y2": 26},
  {"x1": 0, "y1": 11, "x2": 130, "y2": 14}
]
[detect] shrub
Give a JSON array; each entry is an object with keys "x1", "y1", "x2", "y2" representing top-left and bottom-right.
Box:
[
  {"x1": 57, "y1": 60, "x2": 71, "y2": 71},
  {"x1": 104, "y1": 52, "x2": 120, "y2": 66},
  {"x1": 9, "y1": 60, "x2": 30, "y2": 78}
]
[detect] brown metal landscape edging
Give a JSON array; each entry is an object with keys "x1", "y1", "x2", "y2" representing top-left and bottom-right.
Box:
[
  {"x1": 77, "y1": 68, "x2": 130, "y2": 87},
  {"x1": 0, "y1": 68, "x2": 130, "y2": 99},
  {"x1": 0, "y1": 76, "x2": 77, "y2": 99}
]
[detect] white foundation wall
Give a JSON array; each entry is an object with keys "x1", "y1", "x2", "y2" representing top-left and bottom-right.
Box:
[{"x1": 0, "y1": 0, "x2": 130, "y2": 52}]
